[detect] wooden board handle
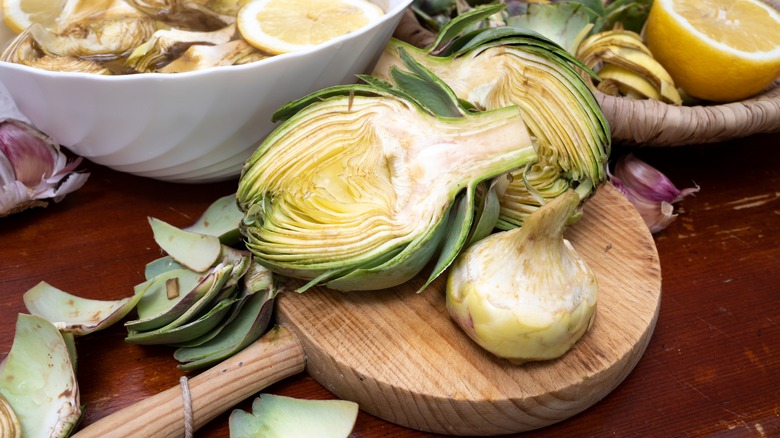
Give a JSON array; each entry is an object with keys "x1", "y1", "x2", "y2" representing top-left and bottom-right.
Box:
[{"x1": 73, "y1": 326, "x2": 305, "y2": 438}]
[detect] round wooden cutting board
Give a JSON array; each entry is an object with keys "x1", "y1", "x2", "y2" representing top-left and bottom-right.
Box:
[{"x1": 277, "y1": 183, "x2": 662, "y2": 436}]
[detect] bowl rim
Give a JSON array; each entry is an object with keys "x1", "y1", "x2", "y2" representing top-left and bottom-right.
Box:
[{"x1": 0, "y1": 0, "x2": 413, "y2": 82}]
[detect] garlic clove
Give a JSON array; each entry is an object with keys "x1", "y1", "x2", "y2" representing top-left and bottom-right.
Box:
[
  {"x1": 609, "y1": 153, "x2": 699, "y2": 233},
  {"x1": 0, "y1": 120, "x2": 89, "y2": 217}
]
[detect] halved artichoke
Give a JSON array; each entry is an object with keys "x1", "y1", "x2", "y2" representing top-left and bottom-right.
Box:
[
  {"x1": 237, "y1": 51, "x2": 537, "y2": 292},
  {"x1": 373, "y1": 5, "x2": 611, "y2": 229}
]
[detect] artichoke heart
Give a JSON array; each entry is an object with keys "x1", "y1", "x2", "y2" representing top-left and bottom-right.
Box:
[
  {"x1": 446, "y1": 189, "x2": 598, "y2": 364},
  {"x1": 373, "y1": 5, "x2": 611, "y2": 229},
  {"x1": 237, "y1": 52, "x2": 537, "y2": 292}
]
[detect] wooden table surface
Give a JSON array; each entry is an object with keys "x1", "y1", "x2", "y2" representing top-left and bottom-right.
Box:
[{"x1": 2, "y1": 131, "x2": 779, "y2": 437}]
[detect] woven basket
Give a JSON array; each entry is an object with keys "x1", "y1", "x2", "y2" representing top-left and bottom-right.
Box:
[{"x1": 393, "y1": 1, "x2": 780, "y2": 147}]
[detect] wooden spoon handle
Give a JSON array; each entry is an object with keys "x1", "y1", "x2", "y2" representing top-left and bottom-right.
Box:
[{"x1": 73, "y1": 326, "x2": 306, "y2": 438}]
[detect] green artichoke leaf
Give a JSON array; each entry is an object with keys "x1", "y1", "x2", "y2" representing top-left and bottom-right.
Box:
[
  {"x1": 125, "y1": 297, "x2": 237, "y2": 346},
  {"x1": 506, "y1": 2, "x2": 597, "y2": 54},
  {"x1": 125, "y1": 268, "x2": 208, "y2": 332},
  {"x1": 144, "y1": 256, "x2": 183, "y2": 281},
  {"x1": 0, "y1": 315, "x2": 82, "y2": 438},
  {"x1": 125, "y1": 264, "x2": 233, "y2": 343},
  {"x1": 183, "y1": 193, "x2": 243, "y2": 246},
  {"x1": 467, "y1": 177, "x2": 505, "y2": 245},
  {"x1": 173, "y1": 287, "x2": 277, "y2": 370},
  {"x1": 149, "y1": 216, "x2": 222, "y2": 273},
  {"x1": 23, "y1": 281, "x2": 144, "y2": 336},
  {"x1": 427, "y1": 3, "x2": 506, "y2": 52}
]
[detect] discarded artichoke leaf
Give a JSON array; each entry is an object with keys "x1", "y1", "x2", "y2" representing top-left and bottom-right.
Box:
[
  {"x1": 157, "y1": 39, "x2": 263, "y2": 73},
  {"x1": 125, "y1": 297, "x2": 237, "y2": 345},
  {"x1": 0, "y1": 393, "x2": 22, "y2": 438},
  {"x1": 173, "y1": 284, "x2": 277, "y2": 370},
  {"x1": 149, "y1": 216, "x2": 223, "y2": 273},
  {"x1": 182, "y1": 193, "x2": 243, "y2": 245},
  {"x1": 238, "y1": 48, "x2": 536, "y2": 292},
  {"x1": 22, "y1": 281, "x2": 144, "y2": 336},
  {"x1": 0, "y1": 314, "x2": 82, "y2": 438},
  {"x1": 125, "y1": 268, "x2": 209, "y2": 331},
  {"x1": 170, "y1": 260, "x2": 271, "y2": 348},
  {"x1": 229, "y1": 394, "x2": 359, "y2": 438},
  {"x1": 126, "y1": 264, "x2": 232, "y2": 338},
  {"x1": 144, "y1": 255, "x2": 184, "y2": 280}
]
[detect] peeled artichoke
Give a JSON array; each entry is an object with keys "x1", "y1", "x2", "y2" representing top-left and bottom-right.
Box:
[
  {"x1": 373, "y1": 5, "x2": 610, "y2": 229},
  {"x1": 446, "y1": 189, "x2": 598, "y2": 363},
  {"x1": 237, "y1": 51, "x2": 538, "y2": 292}
]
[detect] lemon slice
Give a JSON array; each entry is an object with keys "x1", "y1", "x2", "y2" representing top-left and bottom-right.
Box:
[
  {"x1": 237, "y1": 0, "x2": 385, "y2": 55},
  {"x1": 2, "y1": 0, "x2": 117, "y2": 34},
  {"x1": 645, "y1": 0, "x2": 780, "y2": 102},
  {"x1": 2, "y1": 0, "x2": 67, "y2": 33}
]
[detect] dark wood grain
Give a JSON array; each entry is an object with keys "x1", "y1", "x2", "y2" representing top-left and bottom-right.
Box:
[{"x1": 2, "y1": 131, "x2": 780, "y2": 437}]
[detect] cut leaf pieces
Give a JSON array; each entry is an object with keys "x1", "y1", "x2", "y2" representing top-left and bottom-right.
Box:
[
  {"x1": 149, "y1": 216, "x2": 222, "y2": 273},
  {"x1": 126, "y1": 268, "x2": 209, "y2": 332},
  {"x1": 0, "y1": 314, "x2": 82, "y2": 438},
  {"x1": 183, "y1": 193, "x2": 243, "y2": 245},
  {"x1": 23, "y1": 281, "x2": 144, "y2": 336},
  {"x1": 174, "y1": 281, "x2": 277, "y2": 370},
  {"x1": 229, "y1": 394, "x2": 359, "y2": 438}
]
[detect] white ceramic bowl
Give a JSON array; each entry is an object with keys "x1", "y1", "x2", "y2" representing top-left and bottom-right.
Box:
[{"x1": 0, "y1": 0, "x2": 411, "y2": 183}]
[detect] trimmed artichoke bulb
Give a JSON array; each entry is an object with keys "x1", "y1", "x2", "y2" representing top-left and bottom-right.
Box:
[
  {"x1": 237, "y1": 51, "x2": 538, "y2": 292},
  {"x1": 446, "y1": 189, "x2": 598, "y2": 364},
  {"x1": 372, "y1": 5, "x2": 611, "y2": 230}
]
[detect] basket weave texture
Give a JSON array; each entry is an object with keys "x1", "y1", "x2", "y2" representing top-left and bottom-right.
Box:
[{"x1": 393, "y1": 1, "x2": 780, "y2": 147}]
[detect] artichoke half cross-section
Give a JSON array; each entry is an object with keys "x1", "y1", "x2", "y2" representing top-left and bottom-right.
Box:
[{"x1": 237, "y1": 54, "x2": 537, "y2": 292}]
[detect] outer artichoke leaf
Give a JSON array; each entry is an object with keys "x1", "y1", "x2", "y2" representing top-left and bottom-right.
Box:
[
  {"x1": 388, "y1": 48, "x2": 463, "y2": 118},
  {"x1": 125, "y1": 268, "x2": 210, "y2": 332},
  {"x1": 506, "y1": 2, "x2": 597, "y2": 54},
  {"x1": 271, "y1": 84, "x2": 391, "y2": 123},
  {"x1": 183, "y1": 193, "x2": 243, "y2": 245},
  {"x1": 149, "y1": 216, "x2": 222, "y2": 273},
  {"x1": 229, "y1": 394, "x2": 359, "y2": 438},
  {"x1": 467, "y1": 177, "x2": 504, "y2": 246},
  {"x1": 0, "y1": 314, "x2": 81, "y2": 438},
  {"x1": 144, "y1": 256, "x2": 184, "y2": 281},
  {"x1": 322, "y1": 217, "x2": 447, "y2": 292},
  {"x1": 420, "y1": 189, "x2": 474, "y2": 292},
  {"x1": 174, "y1": 288, "x2": 277, "y2": 370},
  {"x1": 125, "y1": 298, "x2": 237, "y2": 346},
  {"x1": 23, "y1": 281, "x2": 144, "y2": 336},
  {"x1": 428, "y1": 4, "x2": 506, "y2": 53},
  {"x1": 125, "y1": 266, "x2": 232, "y2": 343}
]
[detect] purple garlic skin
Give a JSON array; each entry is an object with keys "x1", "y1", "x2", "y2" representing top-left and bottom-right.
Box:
[
  {"x1": 609, "y1": 153, "x2": 699, "y2": 233},
  {"x1": 0, "y1": 120, "x2": 89, "y2": 218}
]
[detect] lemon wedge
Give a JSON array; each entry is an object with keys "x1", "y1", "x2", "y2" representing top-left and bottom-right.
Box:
[
  {"x1": 2, "y1": 0, "x2": 67, "y2": 33},
  {"x1": 2, "y1": 0, "x2": 118, "y2": 34},
  {"x1": 645, "y1": 0, "x2": 780, "y2": 102},
  {"x1": 237, "y1": 0, "x2": 385, "y2": 55}
]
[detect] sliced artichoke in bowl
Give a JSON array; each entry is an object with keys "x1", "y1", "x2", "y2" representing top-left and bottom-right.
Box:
[
  {"x1": 0, "y1": 314, "x2": 82, "y2": 438},
  {"x1": 22, "y1": 281, "x2": 144, "y2": 336},
  {"x1": 237, "y1": 49, "x2": 538, "y2": 292}
]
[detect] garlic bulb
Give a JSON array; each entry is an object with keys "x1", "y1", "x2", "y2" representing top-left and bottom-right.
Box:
[
  {"x1": 0, "y1": 119, "x2": 89, "y2": 218},
  {"x1": 446, "y1": 189, "x2": 598, "y2": 364}
]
